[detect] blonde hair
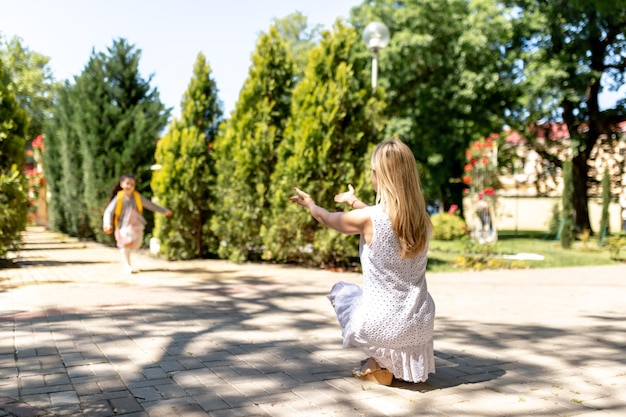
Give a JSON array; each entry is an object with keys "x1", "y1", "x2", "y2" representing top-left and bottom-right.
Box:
[{"x1": 371, "y1": 139, "x2": 431, "y2": 258}]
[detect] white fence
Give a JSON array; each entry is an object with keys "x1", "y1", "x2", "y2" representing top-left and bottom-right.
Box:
[{"x1": 463, "y1": 196, "x2": 624, "y2": 233}]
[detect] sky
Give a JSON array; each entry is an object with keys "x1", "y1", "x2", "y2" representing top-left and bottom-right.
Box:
[
  {"x1": 0, "y1": 0, "x2": 361, "y2": 117},
  {"x1": 1, "y1": 0, "x2": 624, "y2": 117}
]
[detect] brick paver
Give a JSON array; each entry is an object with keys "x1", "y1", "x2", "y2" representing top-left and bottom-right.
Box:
[{"x1": 0, "y1": 227, "x2": 625, "y2": 416}]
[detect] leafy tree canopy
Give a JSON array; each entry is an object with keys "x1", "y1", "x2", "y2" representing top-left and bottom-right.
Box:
[
  {"x1": 504, "y1": 0, "x2": 626, "y2": 232},
  {"x1": 0, "y1": 34, "x2": 59, "y2": 141},
  {"x1": 349, "y1": 0, "x2": 518, "y2": 210},
  {"x1": 0, "y1": 57, "x2": 28, "y2": 256},
  {"x1": 272, "y1": 11, "x2": 324, "y2": 79}
]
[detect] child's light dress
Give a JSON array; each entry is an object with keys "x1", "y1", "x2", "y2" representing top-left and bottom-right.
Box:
[
  {"x1": 114, "y1": 206, "x2": 146, "y2": 249},
  {"x1": 103, "y1": 193, "x2": 167, "y2": 250}
]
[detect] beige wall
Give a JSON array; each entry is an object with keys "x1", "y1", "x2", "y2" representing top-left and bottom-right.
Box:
[{"x1": 464, "y1": 196, "x2": 623, "y2": 232}]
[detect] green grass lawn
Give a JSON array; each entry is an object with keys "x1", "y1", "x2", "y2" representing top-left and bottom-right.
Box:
[{"x1": 427, "y1": 230, "x2": 625, "y2": 273}]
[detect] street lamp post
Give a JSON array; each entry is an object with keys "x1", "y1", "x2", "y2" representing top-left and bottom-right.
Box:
[{"x1": 362, "y1": 21, "x2": 390, "y2": 90}]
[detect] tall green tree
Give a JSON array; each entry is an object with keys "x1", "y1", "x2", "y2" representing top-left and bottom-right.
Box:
[
  {"x1": 0, "y1": 35, "x2": 58, "y2": 141},
  {"x1": 152, "y1": 52, "x2": 222, "y2": 259},
  {"x1": 43, "y1": 85, "x2": 89, "y2": 236},
  {"x1": 79, "y1": 38, "x2": 169, "y2": 242},
  {"x1": 0, "y1": 57, "x2": 29, "y2": 257},
  {"x1": 262, "y1": 21, "x2": 384, "y2": 266},
  {"x1": 350, "y1": 0, "x2": 518, "y2": 211},
  {"x1": 44, "y1": 38, "x2": 169, "y2": 240},
  {"x1": 272, "y1": 12, "x2": 322, "y2": 79},
  {"x1": 0, "y1": 58, "x2": 27, "y2": 169},
  {"x1": 211, "y1": 26, "x2": 295, "y2": 262},
  {"x1": 504, "y1": 0, "x2": 626, "y2": 233},
  {"x1": 1, "y1": 35, "x2": 58, "y2": 232},
  {"x1": 42, "y1": 82, "x2": 91, "y2": 238}
]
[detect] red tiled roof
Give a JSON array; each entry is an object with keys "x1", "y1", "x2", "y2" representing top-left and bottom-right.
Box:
[{"x1": 504, "y1": 120, "x2": 626, "y2": 144}]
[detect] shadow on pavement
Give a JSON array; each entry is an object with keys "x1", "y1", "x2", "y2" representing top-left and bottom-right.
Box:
[
  {"x1": 16, "y1": 259, "x2": 115, "y2": 267},
  {"x1": 3, "y1": 228, "x2": 625, "y2": 416}
]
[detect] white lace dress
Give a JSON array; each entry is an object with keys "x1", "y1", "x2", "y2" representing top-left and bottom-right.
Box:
[{"x1": 327, "y1": 204, "x2": 436, "y2": 382}]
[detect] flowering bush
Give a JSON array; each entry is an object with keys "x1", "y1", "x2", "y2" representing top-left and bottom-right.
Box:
[
  {"x1": 463, "y1": 134, "x2": 499, "y2": 195},
  {"x1": 431, "y1": 212, "x2": 467, "y2": 241},
  {"x1": 463, "y1": 134, "x2": 500, "y2": 243},
  {"x1": 24, "y1": 135, "x2": 46, "y2": 222}
]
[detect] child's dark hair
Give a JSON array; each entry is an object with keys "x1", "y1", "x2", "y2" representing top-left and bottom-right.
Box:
[{"x1": 108, "y1": 174, "x2": 135, "y2": 203}]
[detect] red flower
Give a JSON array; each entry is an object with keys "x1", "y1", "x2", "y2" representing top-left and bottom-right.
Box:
[
  {"x1": 484, "y1": 187, "x2": 494, "y2": 196},
  {"x1": 462, "y1": 176, "x2": 472, "y2": 185},
  {"x1": 32, "y1": 135, "x2": 44, "y2": 151},
  {"x1": 464, "y1": 163, "x2": 473, "y2": 171}
]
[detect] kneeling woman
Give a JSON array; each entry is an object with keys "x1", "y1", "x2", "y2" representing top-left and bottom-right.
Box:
[{"x1": 290, "y1": 139, "x2": 435, "y2": 385}]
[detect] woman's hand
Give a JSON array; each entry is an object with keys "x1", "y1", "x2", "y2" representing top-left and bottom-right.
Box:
[
  {"x1": 103, "y1": 225, "x2": 113, "y2": 235},
  {"x1": 334, "y1": 184, "x2": 357, "y2": 207},
  {"x1": 289, "y1": 185, "x2": 372, "y2": 240},
  {"x1": 289, "y1": 187, "x2": 315, "y2": 209}
]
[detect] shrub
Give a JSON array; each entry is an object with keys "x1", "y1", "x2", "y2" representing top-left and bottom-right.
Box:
[
  {"x1": 431, "y1": 213, "x2": 467, "y2": 241},
  {"x1": 605, "y1": 233, "x2": 626, "y2": 260},
  {"x1": 547, "y1": 201, "x2": 561, "y2": 238},
  {"x1": 0, "y1": 166, "x2": 28, "y2": 258},
  {"x1": 453, "y1": 240, "x2": 527, "y2": 270},
  {"x1": 453, "y1": 256, "x2": 526, "y2": 270}
]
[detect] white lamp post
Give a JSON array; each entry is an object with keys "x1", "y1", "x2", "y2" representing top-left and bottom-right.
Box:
[{"x1": 362, "y1": 21, "x2": 390, "y2": 89}]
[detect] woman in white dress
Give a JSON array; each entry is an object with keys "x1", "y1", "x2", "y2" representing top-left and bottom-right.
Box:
[{"x1": 290, "y1": 139, "x2": 435, "y2": 385}]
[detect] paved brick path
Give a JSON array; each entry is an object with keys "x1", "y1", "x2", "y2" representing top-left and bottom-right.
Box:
[{"x1": 0, "y1": 227, "x2": 625, "y2": 416}]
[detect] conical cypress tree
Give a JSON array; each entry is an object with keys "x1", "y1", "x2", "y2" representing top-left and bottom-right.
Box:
[
  {"x1": 262, "y1": 21, "x2": 386, "y2": 266},
  {"x1": 211, "y1": 26, "x2": 295, "y2": 262},
  {"x1": 561, "y1": 160, "x2": 575, "y2": 249},
  {"x1": 73, "y1": 39, "x2": 169, "y2": 241},
  {"x1": 151, "y1": 52, "x2": 222, "y2": 260},
  {"x1": 43, "y1": 85, "x2": 90, "y2": 236}
]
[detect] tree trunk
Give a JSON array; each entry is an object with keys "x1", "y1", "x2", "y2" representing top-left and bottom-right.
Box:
[
  {"x1": 196, "y1": 213, "x2": 203, "y2": 258},
  {"x1": 572, "y1": 152, "x2": 592, "y2": 234}
]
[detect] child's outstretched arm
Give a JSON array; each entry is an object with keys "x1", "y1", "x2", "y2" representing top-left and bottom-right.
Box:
[{"x1": 140, "y1": 195, "x2": 173, "y2": 216}]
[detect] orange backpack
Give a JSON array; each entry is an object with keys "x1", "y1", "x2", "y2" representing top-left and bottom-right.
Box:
[{"x1": 113, "y1": 190, "x2": 143, "y2": 229}]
